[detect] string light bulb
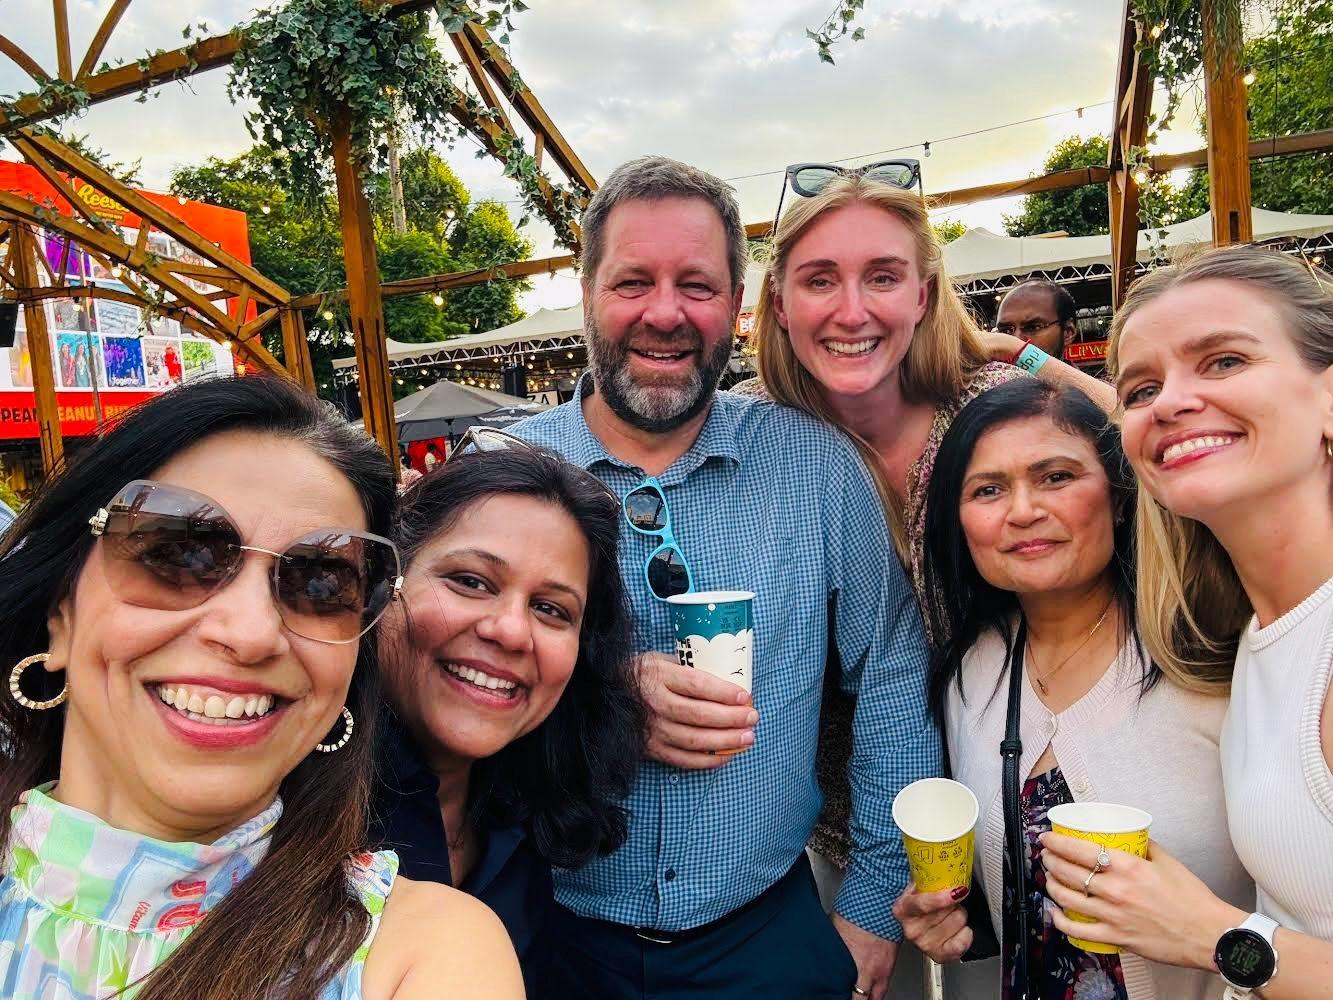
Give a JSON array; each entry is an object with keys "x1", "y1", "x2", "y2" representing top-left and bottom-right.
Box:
[
  {"x1": 1133, "y1": 166, "x2": 1150, "y2": 185},
  {"x1": 1150, "y1": 23, "x2": 1163, "y2": 39},
  {"x1": 1242, "y1": 68, "x2": 1256, "y2": 86},
  {"x1": 432, "y1": 293, "x2": 444, "y2": 306},
  {"x1": 260, "y1": 204, "x2": 271, "y2": 215},
  {"x1": 923, "y1": 141, "x2": 931, "y2": 158},
  {"x1": 322, "y1": 309, "x2": 334, "y2": 321}
]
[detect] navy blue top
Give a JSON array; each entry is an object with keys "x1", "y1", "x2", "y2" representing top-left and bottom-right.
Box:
[{"x1": 371, "y1": 713, "x2": 556, "y2": 987}]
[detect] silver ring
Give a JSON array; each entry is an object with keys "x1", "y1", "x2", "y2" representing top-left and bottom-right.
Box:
[
  {"x1": 852, "y1": 989, "x2": 870, "y2": 998},
  {"x1": 1082, "y1": 868, "x2": 1099, "y2": 896},
  {"x1": 1095, "y1": 848, "x2": 1112, "y2": 871}
]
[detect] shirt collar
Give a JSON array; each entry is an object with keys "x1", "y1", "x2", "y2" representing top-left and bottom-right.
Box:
[{"x1": 567, "y1": 372, "x2": 743, "y2": 482}]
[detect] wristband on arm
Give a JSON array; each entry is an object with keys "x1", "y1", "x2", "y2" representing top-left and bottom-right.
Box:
[{"x1": 1011, "y1": 342, "x2": 1051, "y2": 375}]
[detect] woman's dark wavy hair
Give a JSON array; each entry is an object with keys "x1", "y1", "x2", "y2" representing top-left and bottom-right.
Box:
[
  {"x1": 922, "y1": 379, "x2": 1158, "y2": 728},
  {"x1": 0, "y1": 375, "x2": 396, "y2": 1000},
  {"x1": 385, "y1": 446, "x2": 644, "y2": 868}
]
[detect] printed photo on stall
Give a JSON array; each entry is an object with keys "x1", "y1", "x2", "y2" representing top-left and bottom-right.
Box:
[
  {"x1": 93, "y1": 297, "x2": 143, "y2": 340},
  {"x1": 102, "y1": 337, "x2": 146, "y2": 388},
  {"x1": 6, "y1": 327, "x2": 33, "y2": 389},
  {"x1": 181, "y1": 339, "x2": 219, "y2": 382},
  {"x1": 55, "y1": 333, "x2": 102, "y2": 389},
  {"x1": 49, "y1": 297, "x2": 95, "y2": 334},
  {"x1": 143, "y1": 338, "x2": 183, "y2": 389}
]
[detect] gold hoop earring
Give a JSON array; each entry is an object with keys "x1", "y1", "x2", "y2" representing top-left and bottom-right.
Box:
[
  {"x1": 1326, "y1": 437, "x2": 1333, "y2": 460},
  {"x1": 314, "y1": 707, "x2": 354, "y2": 753},
  {"x1": 9, "y1": 653, "x2": 68, "y2": 711}
]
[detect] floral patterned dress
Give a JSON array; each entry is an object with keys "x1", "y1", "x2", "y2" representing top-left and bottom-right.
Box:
[
  {"x1": 1002, "y1": 767, "x2": 1127, "y2": 1000},
  {"x1": 0, "y1": 784, "x2": 396, "y2": 999},
  {"x1": 732, "y1": 363, "x2": 1025, "y2": 866}
]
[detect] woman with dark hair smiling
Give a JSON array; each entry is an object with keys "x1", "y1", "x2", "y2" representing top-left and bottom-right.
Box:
[
  {"x1": 373, "y1": 432, "x2": 645, "y2": 993},
  {"x1": 0, "y1": 377, "x2": 521, "y2": 999},
  {"x1": 892, "y1": 379, "x2": 1251, "y2": 1000}
]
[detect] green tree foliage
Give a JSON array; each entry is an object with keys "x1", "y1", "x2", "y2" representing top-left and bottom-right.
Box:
[
  {"x1": 445, "y1": 200, "x2": 534, "y2": 332},
  {"x1": 170, "y1": 145, "x2": 532, "y2": 395},
  {"x1": 1005, "y1": 3, "x2": 1332, "y2": 237},
  {"x1": 932, "y1": 218, "x2": 968, "y2": 244}
]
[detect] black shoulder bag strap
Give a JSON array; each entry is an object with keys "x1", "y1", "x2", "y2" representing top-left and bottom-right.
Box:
[{"x1": 1002, "y1": 620, "x2": 1030, "y2": 999}]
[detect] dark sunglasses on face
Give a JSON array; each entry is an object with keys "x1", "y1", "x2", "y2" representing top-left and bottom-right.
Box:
[
  {"x1": 773, "y1": 158, "x2": 922, "y2": 230},
  {"x1": 622, "y1": 477, "x2": 694, "y2": 600},
  {"x1": 89, "y1": 480, "x2": 403, "y2": 645}
]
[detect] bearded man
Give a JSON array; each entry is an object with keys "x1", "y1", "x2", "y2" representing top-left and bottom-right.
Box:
[{"x1": 513, "y1": 155, "x2": 937, "y2": 1000}]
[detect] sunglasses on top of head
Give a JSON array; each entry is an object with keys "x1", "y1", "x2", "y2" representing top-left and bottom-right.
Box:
[
  {"x1": 88, "y1": 480, "x2": 403, "y2": 645},
  {"x1": 772, "y1": 158, "x2": 922, "y2": 231}
]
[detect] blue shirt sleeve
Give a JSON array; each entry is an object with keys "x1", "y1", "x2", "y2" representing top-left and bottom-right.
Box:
[{"x1": 822, "y1": 437, "x2": 942, "y2": 940}]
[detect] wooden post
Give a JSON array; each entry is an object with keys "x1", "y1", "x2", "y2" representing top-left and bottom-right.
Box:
[
  {"x1": 1109, "y1": 3, "x2": 1153, "y2": 308},
  {"x1": 1203, "y1": 0, "x2": 1253, "y2": 246},
  {"x1": 330, "y1": 116, "x2": 398, "y2": 458},
  {"x1": 11, "y1": 226, "x2": 64, "y2": 472},
  {"x1": 279, "y1": 308, "x2": 316, "y2": 392}
]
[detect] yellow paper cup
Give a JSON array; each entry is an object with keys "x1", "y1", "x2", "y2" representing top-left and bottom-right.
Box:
[
  {"x1": 1048, "y1": 802, "x2": 1152, "y2": 954},
  {"x1": 892, "y1": 778, "x2": 979, "y2": 894}
]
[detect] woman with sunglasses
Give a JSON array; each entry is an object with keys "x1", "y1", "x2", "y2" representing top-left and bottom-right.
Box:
[
  {"x1": 736, "y1": 166, "x2": 1118, "y2": 977},
  {"x1": 372, "y1": 428, "x2": 645, "y2": 995},
  {"x1": 0, "y1": 377, "x2": 521, "y2": 1000}
]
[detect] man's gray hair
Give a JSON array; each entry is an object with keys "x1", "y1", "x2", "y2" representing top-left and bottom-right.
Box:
[{"x1": 579, "y1": 155, "x2": 749, "y2": 292}]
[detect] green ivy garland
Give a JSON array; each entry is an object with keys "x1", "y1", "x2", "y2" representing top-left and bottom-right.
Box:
[
  {"x1": 807, "y1": 0, "x2": 867, "y2": 64},
  {"x1": 225, "y1": 0, "x2": 582, "y2": 245}
]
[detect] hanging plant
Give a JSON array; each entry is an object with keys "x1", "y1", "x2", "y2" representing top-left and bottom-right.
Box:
[
  {"x1": 226, "y1": 0, "x2": 581, "y2": 245},
  {"x1": 227, "y1": 0, "x2": 466, "y2": 204}
]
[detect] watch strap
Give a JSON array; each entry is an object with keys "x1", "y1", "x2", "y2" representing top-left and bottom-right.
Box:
[{"x1": 1218, "y1": 912, "x2": 1280, "y2": 997}]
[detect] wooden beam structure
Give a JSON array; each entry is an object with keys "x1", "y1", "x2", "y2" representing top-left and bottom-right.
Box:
[
  {"x1": 7, "y1": 223, "x2": 65, "y2": 472},
  {"x1": 280, "y1": 308, "x2": 316, "y2": 391},
  {"x1": 1108, "y1": 2, "x2": 1154, "y2": 307},
  {"x1": 460, "y1": 23, "x2": 600, "y2": 195},
  {"x1": 741, "y1": 125, "x2": 1333, "y2": 240},
  {"x1": 331, "y1": 118, "x2": 398, "y2": 459},
  {"x1": 289, "y1": 253, "x2": 577, "y2": 310},
  {"x1": 1202, "y1": 0, "x2": 1254, "y2": 245}
]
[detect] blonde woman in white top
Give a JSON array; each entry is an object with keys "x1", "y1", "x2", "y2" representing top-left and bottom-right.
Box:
[
  {"x1": 1041, "y1": 245, "x2": 1333, "y2": 997},
  {"x1": 892, "y1": 378, "x2": 1252, "y2": 1000}
]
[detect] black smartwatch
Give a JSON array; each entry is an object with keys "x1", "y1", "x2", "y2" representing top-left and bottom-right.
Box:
[{"x1": 1215, "y1": 912, "x2": 1279, "y2": 998}]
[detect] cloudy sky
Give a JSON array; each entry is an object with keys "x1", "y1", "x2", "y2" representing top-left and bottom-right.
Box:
[{"x1": 1, "y1": 0, "x2": 1206, "y2": 310}]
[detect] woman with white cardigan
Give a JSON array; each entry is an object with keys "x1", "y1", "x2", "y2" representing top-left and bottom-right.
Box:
[{"x1": 893, "y1": 379, "x2": 1252, "y2": 1000}]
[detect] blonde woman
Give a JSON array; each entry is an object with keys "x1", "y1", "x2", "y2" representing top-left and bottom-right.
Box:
[
  {"x1": 1041, "y1": 245, "x2": 1333, "y2": 998},
  {"x1": 737, "y1": 167, "x2": 1116, "y2": 911}
]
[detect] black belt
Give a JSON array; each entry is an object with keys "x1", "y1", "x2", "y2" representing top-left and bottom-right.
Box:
[{"x1": 624, "y1": 855, "x2": 807, "y2": 946}]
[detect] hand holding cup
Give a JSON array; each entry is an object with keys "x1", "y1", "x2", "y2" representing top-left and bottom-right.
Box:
[{"x1": 638, "y1": 652, "x2": 757, "y2": 769}]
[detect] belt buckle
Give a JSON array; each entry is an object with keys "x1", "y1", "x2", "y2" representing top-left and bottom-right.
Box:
[{"x1": 634, "y1": 927, "x2": 675, "y2": 945}]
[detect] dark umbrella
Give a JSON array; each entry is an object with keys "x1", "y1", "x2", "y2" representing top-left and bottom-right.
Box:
[
  {"x1": 395, "y1": 380, "x2": 544, "y2": 443},
  {"x1": 446, "y1": 402, "x2": 548, "y2": 435}
]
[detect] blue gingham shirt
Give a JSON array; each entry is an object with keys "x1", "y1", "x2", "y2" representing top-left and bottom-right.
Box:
[{"x1": 512, "y1": 379, "x2": 939, "y2": 940}]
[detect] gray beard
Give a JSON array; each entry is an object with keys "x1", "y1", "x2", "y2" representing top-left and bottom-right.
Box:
[{"x1": 585, "y1": 316, "x2": 733, "y2": 433}]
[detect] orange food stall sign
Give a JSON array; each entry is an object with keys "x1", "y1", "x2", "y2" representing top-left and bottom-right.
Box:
[{"x1": 0, "y1": 161, "x2": 253, "y2": 441}]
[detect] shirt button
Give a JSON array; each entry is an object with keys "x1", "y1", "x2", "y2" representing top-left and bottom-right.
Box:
[
  {"x1": 664, "y1": 868, "x2": 677, "y2": 882},
  {"x1": 669, "y1": 774, "x2": 680, "y2": 784},
  {"x1": 1073, "y1": 779, "x2": 1090, "y2": 796}
]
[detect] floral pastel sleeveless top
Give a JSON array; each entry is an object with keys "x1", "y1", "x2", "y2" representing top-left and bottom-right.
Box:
[{"x1": 0, "y1": 785, "x2": 397, "y2": 999}]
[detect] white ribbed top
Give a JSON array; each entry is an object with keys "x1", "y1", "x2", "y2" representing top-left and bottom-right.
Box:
[{"x1": 1221, "y1": 574, "x2": 1333, "y2": 938}]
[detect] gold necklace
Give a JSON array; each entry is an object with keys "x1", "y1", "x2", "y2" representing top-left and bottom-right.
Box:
[{"x1": 1027, "y1": 598, "x2": 1115, "y2": 696}]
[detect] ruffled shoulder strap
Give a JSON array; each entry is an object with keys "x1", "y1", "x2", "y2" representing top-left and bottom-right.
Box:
[{"x1": 346, "y1": 850, "x2": 399, "y2": 918}]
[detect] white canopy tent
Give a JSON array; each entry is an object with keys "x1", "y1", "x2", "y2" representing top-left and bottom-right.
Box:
[
  {"x1": 943, "y1": 207, "x2": 1333, "y2": 284},
  {"x1": 333, "y1": 263, "x2": 769, "y2": 374}
]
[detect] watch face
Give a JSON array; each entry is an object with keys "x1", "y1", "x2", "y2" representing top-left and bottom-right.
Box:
[{"x1": 1215, "y1": 929, "x2": 1276, "y2": 989}]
